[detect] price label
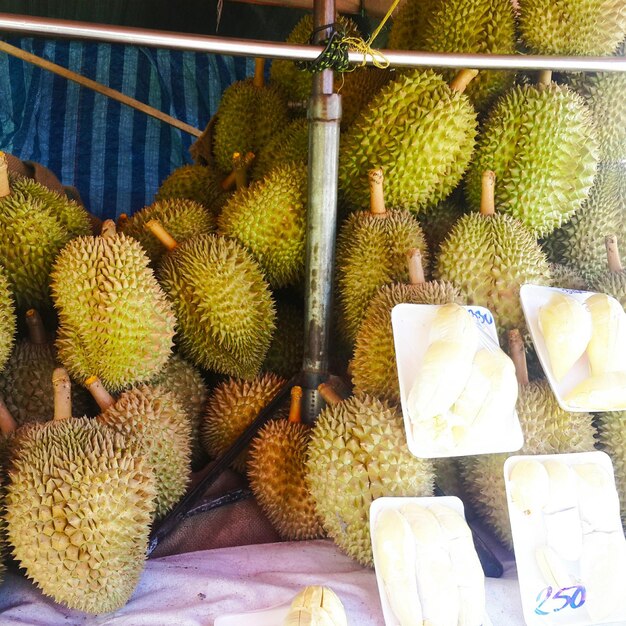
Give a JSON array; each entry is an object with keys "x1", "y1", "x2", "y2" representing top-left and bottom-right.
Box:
[
  {"x1": 466, "y1": 307, "x2": 494, "y2": 325},
  {"x1": 534, "y1": 585, "x2": 586, "y2": 616}
]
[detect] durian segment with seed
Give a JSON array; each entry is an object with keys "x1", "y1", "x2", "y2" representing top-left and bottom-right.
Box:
[
  {"x1": 285, "y1": 586, "x2": 348, "y2": 626},
  {"x1": 585, "y1": 292, "x2": 626, "y2": 375},
  {"x1": 566, "y1": 372, "x2": 626, "y2": 410}
]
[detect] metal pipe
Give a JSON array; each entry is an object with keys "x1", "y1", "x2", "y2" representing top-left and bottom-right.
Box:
[{"x1": 2, "y1": 13, "x2": 626, "y2": 72}]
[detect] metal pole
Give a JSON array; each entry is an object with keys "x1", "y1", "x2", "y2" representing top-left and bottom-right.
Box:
[{"x1": 2, "y1": 13, "x2": 626, "y2": 72}]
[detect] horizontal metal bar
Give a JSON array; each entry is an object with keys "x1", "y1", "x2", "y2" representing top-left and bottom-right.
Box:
[{"x1": 1, "y1": 13, "x2": 626, "y2": 72}]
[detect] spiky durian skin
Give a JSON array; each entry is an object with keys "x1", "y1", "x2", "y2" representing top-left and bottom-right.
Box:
[
  {"x1": 149, "y1": 354, "x2": 208, "y2": 469},
  {"x1": 218, "y1": 164, "x2": 307, "y2": 288},
  {"x1": 339, "y1": 70, "x2": 477, "y2": 213},
  {"x1": 351, "y1": 281, "x2": 462, "y2": 405},
  {"x1": 120, "y1": 198, "x2": 216, "y2": 265},
  {"x1": 306, "y1": 394, "x2": 435, "y2": 566},
  {"x1": 597, "y1": 411, "x2": 626, "y2": 526},
  {"x1": 549, "y1": 263, "x2": 589, "y2": 291},
  {"x1": 51, "y1": 232, "x2": 175, "y2": 391},
  {"x1": 157, "y1": 234, "x2": 275, "y2": 379},
  {"x1": 543, "y1": 165, "x2": 626, "y2": 283},
  {"x1": 460, "y1": 381, "x2": 596, "y2": 548},
  {"x1": 0, "y1": 266, "x2": 15, "y2": 372},
  {"x1": 262, "y1": 296, "x2": 304, "y2": 378},
  {"x1": 155, "y1": 164, "x2": 227, "y2": 217},
  {"x1": 335, "y1": 210, "x2": 429, "y2": 344},
  {"x1": 589, "y1": 271, "x2": 626, "y2": 310},
  {"x1": 212, "y1": 79, "x2": 289, "y2": 174},
  {"x1": 436, "y1": 213, "x2": 551, "y2": 337},
  {"x1": 519, "y1": 0, "x2": 626, "y2": 55},
  {"x1": 388, "y1": 0, "x2": 435, "y2": 49},
  {"x1": 252, "y1": 118, "x2": 308, "y2": 181},
  {"x1": 465, "y1": 84, "x2": 599, "y2": 237},
  {"x1": 248, "y1": 420, "x2": 324, "y2": 540},
  {"x1": 339, "y1": 67, "x2": 391, "y2": 130},
  {"x1": 201, "y1": 373, "x2": 286, "y2": 473},
  {"x1": 5, "y1": 417, "x2": 156, "y2": 614},
  {"x1": 98, "y1": 385, "x2": 191, "y2": 519}
]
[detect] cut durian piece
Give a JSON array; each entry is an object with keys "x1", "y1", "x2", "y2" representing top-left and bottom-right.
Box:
[
  {"x1": 574, "y1": 462, "x2": 622, "y2": 533},
  {"x1": 542, "y1": 460, "x2": 579, "y2": 513},
  {"x1": 509, "y1": 459, "x2": 550, "y2": 515},
  {"x1": 535, "y1": 545, "x2": 575, "y2": 590},
  {"x1": 538, "y1": 292, "x2": 593, "y2": 381},
  {"x1": 586, "y1": 292, "x2": 626, "y2": 376},
  {"x1": 285, "y1": 586, "x2": 348, "y2": 626},
  {"x1": 565, "y1": 372, "x2": 626, "y2": 411},
  {"x1": 543, "y1": 507, "x2": 582, "y2": 562}
]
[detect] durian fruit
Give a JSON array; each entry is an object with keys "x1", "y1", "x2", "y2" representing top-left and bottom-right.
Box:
[
  {"x1": 389, "y1": 0, "x2": 517, "y2": 112},
  {"x1": 338, "y1": 67, "x2": 391, "y2": 130},
  {"x1": 465, "y1": 75, "x2": 599, "y2": 237},
  {"x1": 247, "y1": 386, "x2": 325, "y2": 540},
  {"x1": 335, "y1": 169, "x2": 429, "y2": 344},
  {"x1": 305, "y1": 390, "x2": 435, "y2": 566},
  {"x1": 589, "y1": 234, "x2": 626, "y2": 309},
  {"x1": 351, "y1": 249, "x2": 461, "y2": 405},
  {"x1": 0, "y1": 309, "x2": 95, "y2": 426},
  {"x1": 5, "y1": 368, "x2": 156, "y2": 614},
  {"x1": 148, "y1": 353, "x2": 208, "y2": 469},
  {"x1": 338, "y1": 69, "x2": 478, "y2": 213},
  {"x1": 0, "y1": 264, "x2": 15, "y2": 373},
  {"x1": 262, "y1": 293, "x2": 304, "y2": 378},
  {"x1": 549, "y1": 263, "x2": 588, "y2": 291},
  {"x1": 51, "y1": 220, "x2": 176, "y2": 391},
  {"x1": 0, "y1": 152, "x2": 91, "y2": 311},
  {"x1": 437, "y1": 171, "x2": 551, "y2": 339},
  {"x1": 596, "y1": 410, "x2": 626, "y2": 526},
  {"x1": 201, "y1": 373, "x2": 286, "y2": 473},
  {"x1": 284, "y1": 586, "x2": 348, "y2": 626},
  {"x1": 460, "y1": 330, "x2": 597, "y2": 548},
  {"x1": 149, "y1": 222, "x2": 276, "y2": 378},
  {"x1": 88, "y1": 377, "x2": 191, "y2": 519},
  {"x1": 585, "y1": 288, "x2": 626, "y2": 375},
  {"x1": 543, "y1": 164, "x2": 626, "y2": 284},
  {"x1": 213, "y1": 59, "x2": 289, "y2": 174},
  {"x1": 218, "y1": 162, "x2": 307, "y2": 288},
  {"x1": 518, "y1": 0, "x2": 626, "y2": 55},
  {"x1": 119, "y1": 198, "x2": 216, "y2": 265}
]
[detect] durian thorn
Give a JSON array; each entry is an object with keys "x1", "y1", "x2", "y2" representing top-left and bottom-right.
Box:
[
  {"x1": 288, "y1": 385, "x2": 303, "y2": 423},
  {"x1": 146, "y1": 219, "x2": 178, "y2": 251},
  {"x1": 253, "y1": 58, "x2": 265, "y2": 89},
  {"x1": 537, "y1": 70, "x2": 553, "y2": 87},
  {"x1": 100, "y1": 219, "x2": 117, "y2": 239},
  {"x1": 407, "y1": 248, "x2": 425, "y2": 285},
  {"x1": 368, "y1": 168, "x2": 386, "y2": 216},
  {"x1": 0, "y1": 151, "x2": 9, "y2": 198},
  {"x1": 317, "y1": 382, "x2": 343, "y2": 407},
  {"x1": 117, "y1": 213, "x2": 129, "y2": 229},
  {"x1": 605, "y1": 234, "x2": 623, "y2": 272},
  {"x1": 0, "y1": 396, "x2": 17, "y2": 434},
  {"x1": 25, "y1": 309, "x2": 47, "y2": 345},
  {"x1": 84, "y1": 376, "x2": 116, "y2": 411},
  {"x1": 507, "y1": 329, "x2": 529, "y2": 386},
  {"x1": 480, "y1": 170, "x2": 496, "y2": 217},
  {"x1": 52, "y1": 367, "x2": 72, "y2": 421},
  {"x1": 449, "y1": 69, "x2": 479, "y2": 94}
]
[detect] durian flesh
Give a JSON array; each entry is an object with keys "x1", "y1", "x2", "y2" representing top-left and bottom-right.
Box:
[{"x1": 585, "y1": 292, "x2": 626, "y2": 376}]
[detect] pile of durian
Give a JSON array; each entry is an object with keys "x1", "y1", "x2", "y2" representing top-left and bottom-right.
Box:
[{"x1": 0, "y1": 0, "x2": 625, "y2": 618}]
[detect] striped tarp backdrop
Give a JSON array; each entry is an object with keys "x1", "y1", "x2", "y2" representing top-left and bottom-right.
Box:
[{"x1": 0, "y1": 37, "x2": 254, "y2": 220}]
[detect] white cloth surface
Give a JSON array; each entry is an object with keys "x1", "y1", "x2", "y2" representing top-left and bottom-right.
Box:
[{"x1": 0, "y1": 539, "x2": 527, "y2": 626}]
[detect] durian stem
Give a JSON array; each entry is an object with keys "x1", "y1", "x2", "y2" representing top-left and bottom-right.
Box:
[
  {"x1": 52, "y1": 368, "x2": 72, "y2": 421},
  {"x1": 146, "y1": 219, "x2": 178, "y2": 251},
  {"x1": 407, "y1": 249, "x2": 425, "y2": 285},
  {"x1": 253, "y1": 58, "x2": 265, "y2": 89},
  {"x1": 100, "y1": 219, "x2": 117, "y2": 239},
  {"x1": 288, "y1": 386, "x2": 303, "y2": 423},
  {"x1": 221, "y1": 151, "x2": 255, "y2": 191},
  {"x1": 25, "y1": 309, "x2": 47, "y2": 345},
  {"x1": 508, "y1": 329, "x2": 529, "y2": 386},
  {"x1": 317, "y1": 382, "x2": 343, "y2": 407},
  {"x1": 368, "y1": 168, "x2": 386, "y2": 216},
  {"x1": 0, "y1": 396, "x2": 17, "y2": 434},
  {"x1": 480, "y1": 170, "x2": 496, "y2": 217},
  {"x1": 117, "y1": 213, "x2": 129, "y2": 229},
  {"x1": 449, "y1": 69, "x2": 479, "y2": 94},
  {"x1": 605, "y1": 234, "x2": 623, "y2": 272},
  {"x1": 85, "y1": 376, "x2": 116, "y2": 411},
  {"x1": 0, "y1": 152, "x2": 9, "y2": 198},
  {"x1": 537, "y1": 70, "x2": 553, "y2": 87}
]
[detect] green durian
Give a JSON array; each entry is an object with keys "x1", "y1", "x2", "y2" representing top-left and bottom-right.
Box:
[
  {"x1": 465, "y1": 80, "x2": 599, "y2": 237},
  {"x1": 549, "y1": 263, "x2": 588, "y2": 291},
  {"x1": 437, "y1": 171, "x2": 551, "y2": 338},
  {"x1": 5, "y1": 370, "x2": 156, "y2": 614},
  {"x1": 335, "y1": 168, "x2": 429, "y2": 344},
  {"x1": 306, "y1": 393, "x2": 435, "y2": 566},
  {"x1": 262, "y1": 294, "x2": 304, "y2": 378},
  {"x1": 252, "y1": 118, "x2": 308, "y2": 182},
  {"x1": 120, "y1": 198, "x2": 216, "y2": 265},
  {"x1": 91, "y1": 379, "x2": 191, "y2": 519},
  {"x1": 543, "y1": 164, "x2": 626, "y2": 284},
  {"x1": 201, "y1": 373, "x2": 286, "y2": 473},
  {"x1": 338, "y1": 67, "x2": 391, "y2": 130},
  {"x1": 351, "y1": 250, "x2": 462, "y2": 405},
  {"x1": 218, "y1": 163, "x2": 307, "y2": 288},
  {"x1": 154, "y1": 228, "x2": 276, "y2": 379},
  {"x1": 0, "y1": 265, "x2": 15, "y2": 373},
  {"x1": 518, "y1": 0, "x2": 626, "y2": 55},
  {"x1": 247, "y1": 387, "x2": 324, "y2": 540},
  {"x1": 339, "y1": 69, "x2": 478, "y2": 213},
  {"x1": 388, "y1": 0, "x2": 435, "y2": 49},
  {"x1": 588, "y1": 234, "x2": 626, "y2": 309},
  {"x1": 213, "y1": 60, "x2": 289, "y2": 174},
  {"x1": 51, "y1": 221, "x2": 176, "y2": 391},
  {"x1": 596, "y1": 410, "x2": 626, "y2": 526}
]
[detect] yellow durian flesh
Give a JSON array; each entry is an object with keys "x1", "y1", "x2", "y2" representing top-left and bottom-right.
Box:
[
  {"x1": 586, "y1": 292, "x2": 626, "y2": 376},
  {"x1": 287, "y1": 586, "x2": 348, "y2": 626},
  {"x1": 566, "y1": 372, "x2": 626, "y2": 411}
]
